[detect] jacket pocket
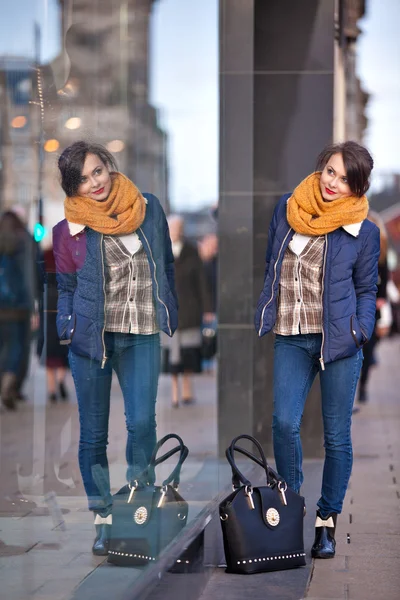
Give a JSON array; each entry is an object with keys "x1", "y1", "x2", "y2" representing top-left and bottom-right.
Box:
[
  {"x1": 350, "y1": 314, "x2": 367, "y2": 348},
  {"x1": 59, "y1": 313, "x2": 76, "y2": 346}
]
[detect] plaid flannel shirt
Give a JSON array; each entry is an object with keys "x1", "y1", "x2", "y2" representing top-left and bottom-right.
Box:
[
  {"x1": 103, "y1": 236, "x2": 158, "y2": 334},
  {"x1": 274, "y1": 235, "x2": 325, "y2": 335}
]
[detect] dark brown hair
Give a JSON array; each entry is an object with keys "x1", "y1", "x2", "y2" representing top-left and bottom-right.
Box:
[
  {"x1": 316, "y1": 141, "x2": 374, "y2": 197},
  {"x1": 58, "y1": 141, "x2": 118, "y2": 197}
]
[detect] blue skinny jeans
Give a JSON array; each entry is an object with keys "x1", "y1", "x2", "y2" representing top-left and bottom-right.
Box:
[
  {"x1": 273, "y1": 333, "x2": 362, "y2": 517},
  {"x1": 69, "y1": 332, "x2": 160, "y2": 513}
]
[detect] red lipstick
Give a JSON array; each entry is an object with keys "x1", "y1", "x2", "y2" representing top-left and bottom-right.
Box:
[
  {"x1": 93, "y1": 187, "x2": 105, "y2": 195},
  {"x1": 325, "y1": 187, "x2": 336, "y2": 196}
]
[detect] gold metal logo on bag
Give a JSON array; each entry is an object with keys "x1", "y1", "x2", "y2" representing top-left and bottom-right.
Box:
[
  {"x1": 266, "y1": 508, "x2": 280, "y2": 526},
  {"x1": 134, "y1": 506, "x2": 148, "y2": 525}
]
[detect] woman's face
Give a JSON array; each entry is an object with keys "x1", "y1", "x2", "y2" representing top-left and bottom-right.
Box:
[
  {"x1": 77, "y1": 153, "x2": 112, "y2": 201},
  {"x1": 319, "y1": 152, "x2": 352, "y2": 202}
]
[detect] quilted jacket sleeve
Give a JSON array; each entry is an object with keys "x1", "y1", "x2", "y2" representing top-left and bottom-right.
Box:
[
  {"x1": 254, "y1": 198, "x2": 283, "y2": 334},
  {"x1": 52, "y1": 222, "x2": 77, "y2": 340},
  {"x1": 163, "y1": 215, "x2": 178, "y2": 309},
  {"x1": 263, "y1": 202, "x2": 281, "y2": 280},
  {"x1": 353, "y1": 224, "x2": 380, "y2": 341}
]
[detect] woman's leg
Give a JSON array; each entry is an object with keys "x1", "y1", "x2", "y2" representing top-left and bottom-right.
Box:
[
  {"x1": 57, "y1": 367, "x2": 69, "y2": 400},
  {"x1": 182, "y1": 371, "x2": 194, "y2": 402},
  {"x1": 113, "y1": 333, "x2": 160, "y2": 482},
  {"x1": 358, "y1": 331, "x2": 378, "y2": 403},
  {"x1": 47, "y1": 368, "x2": 57, "y2": 394},
  {"x1": 318, "y1": 350, "x2": 363, "y2": 516},
  {"x1": 273, "y1": 334, "x2": 319, "y2": 492},
  {"x1": 69, "y1": 350, "x2": 113, "y2": 513},
  {"x1": 57, "y1": 366, "x2": 68, "y2": 383},
  {"x1": 47, "y1": 368, "x2": 57, "y2": 402},
  {"x1": 171, "y1": 373, "x2": 180, "y2": 406},
  {"x1": 0, "y1": 321, "x2": 25, "y2": 410}
]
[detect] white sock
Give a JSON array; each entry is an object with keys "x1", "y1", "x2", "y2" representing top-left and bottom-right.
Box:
[{"x1": 94, "y1": 514, "x2": 112, "y2": 525}]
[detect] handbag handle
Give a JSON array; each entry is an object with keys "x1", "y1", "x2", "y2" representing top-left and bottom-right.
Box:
[
  {"x1": 226, "y1": 434, "x2": 276, "y2": 489},
  {"x1": 135, "y1": 433, "x2": 189, "y2": 489},
  {"x1": 231, "y1": 445, "x2": 285, "y2": 488}
]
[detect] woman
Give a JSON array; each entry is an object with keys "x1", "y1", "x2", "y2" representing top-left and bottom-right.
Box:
[
  {"x1": 53, "y1": 141, "x2": 178, "y2": 555},
  {"x1": 37, "y1": 246, "x2": 70, "y2": 403},
  {"x1": 163, "y1": 216, "x2": 214, "y2": 407},
  {"x1": 0, "y1": 211, "x2": 36, "y2": 410},
  {"x1": 255, "y1": 141, "x2": 380, "y2": 559},
  {"x1": 357, "y1": 211, "x2": 392, "y2": 404}
]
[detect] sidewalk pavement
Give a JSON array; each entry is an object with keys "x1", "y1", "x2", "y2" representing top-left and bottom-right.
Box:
[{"x1": 305, "y1": 335, "x2": 400, "y2": 600}]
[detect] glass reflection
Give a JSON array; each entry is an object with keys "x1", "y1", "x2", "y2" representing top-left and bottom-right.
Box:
[{"x1": 0, "y1": 1, "x2": 218, "y2": 597}]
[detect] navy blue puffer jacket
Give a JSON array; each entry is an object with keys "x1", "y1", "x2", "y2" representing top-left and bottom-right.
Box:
[
  {"x1": 254, "y1": 194, "x2": 380, "y2": 367},
  {"x1": 53, "y1": 193, "x2": 178, "y2": 366}
]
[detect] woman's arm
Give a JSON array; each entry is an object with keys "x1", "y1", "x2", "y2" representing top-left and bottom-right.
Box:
[
  {"x1": 377, "y1": 260, "x2": 389, "y2": 299},
  {"x1": 195, "y1": 249, "x2": 214, "y2": 317},
  {"x1": 353, "y1": 225, "x2": 380, "y2": 341},
  {"x1": 163, "y1": 216, "x2": 178, "y2": 309},
  {"x1": 52, "y1": 223, "x2": 77, "y2": 340}
]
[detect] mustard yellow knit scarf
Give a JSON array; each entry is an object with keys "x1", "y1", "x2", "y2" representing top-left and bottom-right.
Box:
[
  {"x1": 287, "y1": 172, "x2": 369, "y2": 235},
  {"x1": 64, "y1": 172, "x2": 146, "y2": 235}
]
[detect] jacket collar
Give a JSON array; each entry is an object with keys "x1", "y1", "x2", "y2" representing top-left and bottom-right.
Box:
[{"x1": 67, "y1": 197, "x2": 148, "y2": 236}]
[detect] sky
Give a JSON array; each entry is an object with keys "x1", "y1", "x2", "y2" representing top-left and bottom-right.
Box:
[
  {"x1": 357, "y1": 0, "x2": 400, "y2": 187},
  {"x1": 150, "y1": 0, "x2": 219, "y2": 210},
  {"x1": 0, "y1": 0, "x2": 399, "y2": 209}
]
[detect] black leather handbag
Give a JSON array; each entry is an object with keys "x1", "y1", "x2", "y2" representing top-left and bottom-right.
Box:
[
  {"x1": 219, "y1": 434, "x2": 306, "y2": 574},
  {"x1": 108, "y1": 434, "x2": 189, "y2": 567}
]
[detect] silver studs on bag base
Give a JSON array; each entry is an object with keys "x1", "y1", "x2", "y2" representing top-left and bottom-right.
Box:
[
  {"x1": 237, "y1": 552, "x2": 306, "y2": 565},
  {"x1": 108, "y1": 550, "x2": 156, "y2": 561}
]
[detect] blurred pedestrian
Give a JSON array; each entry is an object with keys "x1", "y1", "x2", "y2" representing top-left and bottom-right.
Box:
[
  {"x1": 164, "y1": 216, "x2": 214, "y2": 407},
  {"x1": 53, "y1": 141, "x2": 177, "y2": 555},
  {"x1": 6, "y1": 205, "x2": 41, "y2": 402},
  {"x1": 357, "y1": 211, "x2": 392, "y2": 404},
  {"x1": 255, "y1": 141, "x2": 380, "y2": 559},
  {"x1": 0, "y1": 211, "x2": 36, "y2": 410},
  {"x1": 198, "y1": 233, "x2": 218, "y2": 372},
  {"x1": 37, "y1": 246, "x2": 70, "y2": 403},
  {"x1": 198, "y1": 233, "x2": 218, "y2": 314}
]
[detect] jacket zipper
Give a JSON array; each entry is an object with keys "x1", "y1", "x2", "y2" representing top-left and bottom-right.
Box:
[
  {"x1": 319, "y1": 235, "x2": 328, "y2": 371},
  {"x1": 258, "y1": 228, "x2": 292, "y2": 337},
  {"x1": 100, "y1": 234, "x2": 107, "y2": 369},
  {"x1": 139, "y1": 227, "x2": 172, "y2": 336}
]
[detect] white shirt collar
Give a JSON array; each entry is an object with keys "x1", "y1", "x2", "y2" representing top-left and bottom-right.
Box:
[
  {"x1": 68, "y1": 222, "x2": 86, "y2": 236},
  {"x1": 342, "y1": 222, "x2": 363, "y2": 237},
  {"x1": 67, "y1": 196, "x2": 148, "y2": 236}
]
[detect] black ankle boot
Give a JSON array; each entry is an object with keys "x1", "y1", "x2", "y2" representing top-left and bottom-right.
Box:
[
  {"x1": 92, "y1": 515, "x2": 112, "y2": 556},
  {"x1": 311, "y1": 510, "x2": 337, "y2": 559}
]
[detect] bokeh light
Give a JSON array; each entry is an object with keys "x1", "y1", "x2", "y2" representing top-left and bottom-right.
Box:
[
  {"x1": 107, "y1": 140, "x2": 125, "y2": 153},
  {"x1": 11, "y1": 115, "x2": 27, "y2": 128},
  {"x1": 44, "y1": 139, "x2": 60, "y2": 152},
  {"x1": 65, "y1": 117, "x2": 82, "y2": 130}
]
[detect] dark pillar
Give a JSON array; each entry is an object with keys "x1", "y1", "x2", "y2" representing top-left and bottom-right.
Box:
[{"x1": 218, "y1": 0, "x2": 335, "y2": 458}]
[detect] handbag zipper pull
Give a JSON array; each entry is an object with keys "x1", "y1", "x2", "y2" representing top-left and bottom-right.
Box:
[
  {"x1": 127, "y1": 480, "x2": 138, "y2": 504},
  {"x1": 245, "y1": 485, "x2": 255, "y2": 510},
  {"x1": 157, "y1": 485, "x2": 168, "y2": 508},
  {"x1": 278, "y1": 481, "x2": 288, "y2": 506}
]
